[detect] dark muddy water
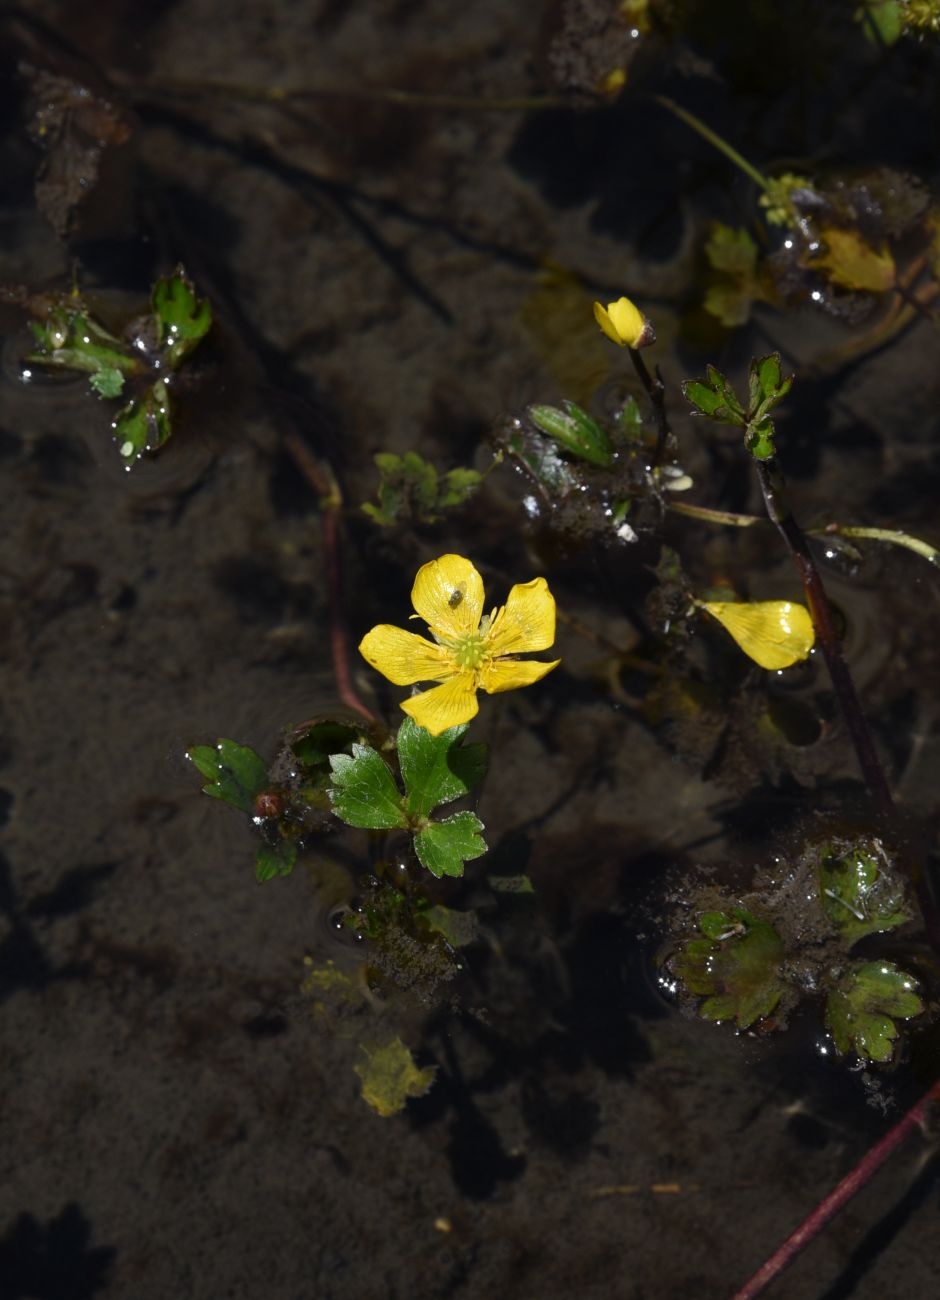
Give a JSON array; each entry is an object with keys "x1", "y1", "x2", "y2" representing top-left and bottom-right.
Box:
[{"x1": 2, "y1": 4, "x2": 939, "y2": 1299}]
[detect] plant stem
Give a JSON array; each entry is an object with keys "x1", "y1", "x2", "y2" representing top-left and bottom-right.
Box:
[
  {"x1": 731, "y1": 1073, "x2": 940, "y2": 1299},
  {"x1": 628, "y1": 345, "x2": 672, "y2": 466},
  {"x1": 753, "y1": 459, "x2": 895, "y2": 819},
  {"x1": 653, "y1": 95, "x2": 770, "y2": 192}
]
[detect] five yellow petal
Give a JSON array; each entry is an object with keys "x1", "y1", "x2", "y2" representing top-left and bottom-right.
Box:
[{"x1": 359, "y1": 555, "x2": 560, "y2": 735}]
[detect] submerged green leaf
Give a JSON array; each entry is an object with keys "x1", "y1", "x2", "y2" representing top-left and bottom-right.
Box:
[
  {"x1": 329, "y1": 745, "x2": 407, "y2": 830},
  {"x1": 354, "y1": 1038, "x2": 436, "y2": 1116},
  {"x1": 397, "y1": 717, "x2": 487, "y2": 820},
  {"x1": 825, "y1": 961, "x2": 924, "y2": 1062},
  {"x1": 188, "y1": 738, "x2": 269, "y2": 813},
  {"x1": 88, "y1": 366, "x2": 125, "y2": 398},
  {"x1": 414, "y1": 810, "x2": 487, "y2": 879},
  {"x1": 672, "y1": 907, "x2": 785, "y2": 1029},
  {"x1": 362, "y1": 451, "x2": 480, "y2": 526},
  {"x1": 255, "y1": 838, "x2": 298, "y2": 883},
  {"x1": 818, "y1": 838, "x2": 910, "y2": 943}
]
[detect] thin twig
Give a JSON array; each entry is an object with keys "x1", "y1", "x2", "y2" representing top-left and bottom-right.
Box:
[{"x1": 731, "y1": 1074, "x2": 940, "y2": 1299}]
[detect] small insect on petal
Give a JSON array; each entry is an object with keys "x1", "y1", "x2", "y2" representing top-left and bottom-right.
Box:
[{"x1": 701, "y1": 600, "x2": 815, "y2": 670}]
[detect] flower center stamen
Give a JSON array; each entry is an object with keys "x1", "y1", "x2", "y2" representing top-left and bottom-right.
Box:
[{"x1": 453, "y1": 633, "x2": 487, "y2": 669}]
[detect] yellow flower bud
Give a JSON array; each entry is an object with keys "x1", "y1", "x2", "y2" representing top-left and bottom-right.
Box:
[{"x1": 593, "y1": 296, "x2": 655, "y2": 349}]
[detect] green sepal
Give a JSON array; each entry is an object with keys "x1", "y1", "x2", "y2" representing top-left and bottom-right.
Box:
[
  {"x1": 397, "y1": 717, "x2": 487, "y2": 820},
  {"x1": 825, "y1": 961, "x2": 924, "y2": 1062},
  {"x1": 527, "y1": 401, "x2": 614, "y2": 467},
  {"x1": 151, "y1": 265, "x2": 212, "y2": 368},
  {"x1": 188, "y1": 738, "x2": 269, "y2": 813},
  {"x1": 255, "y1": 838, "x2": 298, "y2": 883},
  {"x1": 414, "y1": 810, "x2": 487, "y2": 879},
  {"x1": 672, "y1": 906, "x2": 785, "y2": 1029},
  {"x1": 328, "y1": 744, "x2": 408, "y2": 830}
]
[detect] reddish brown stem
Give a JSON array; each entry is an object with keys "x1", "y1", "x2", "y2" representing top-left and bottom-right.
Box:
[{"x1": 732, "y1": 1074, "x2": 940, "y2": 1299}]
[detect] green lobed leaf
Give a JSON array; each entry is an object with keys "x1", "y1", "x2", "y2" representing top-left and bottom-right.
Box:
[
  {"x1": 527, "y1": 401, "x2": 614, "y2": 468},
  {"x1": 818, "y1": 839, "x2": 910, "y2": 943},
  {"x1": 438, "y1": 466, "x2": 482, "y2": 508},
  {"x1": 397, "y1": 717, "x2": 487, "y2": 820},
  {"x1": 682, "y1": 368, "x2": 746, "y2": 426},
  {"x1": 414, "y1": 810, "x2": 487, "y2": 879},
  {"x1": 362, "y1": 451, "x2": 479, "y2": 525},
  {"x1": 705, "y1": 224, "x2": 759, "y2": 277},
  {"x1": 825, "y1": 961, "x2": 924, "y2": 1062},
  {"x1": 255, "y1": 838, "x2": 298, "y2": 883},
  {"x1": 152, "y1": 265, "x2": 212, "y2": 368},
  {"x1": 291, "y1": 720, "x2": 364, "y2": 773},
  {"x1": 671, "y1": 906, "x2": 785, "y2": 1029},
  {"x1": 328, "y1": 744, "x2": 407, "y2": 830},
  {"x1": 188, "y1": 738, "x2": 269, "y2": 813}
]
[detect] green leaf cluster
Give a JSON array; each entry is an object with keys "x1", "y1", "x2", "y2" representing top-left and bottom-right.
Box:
[
  {"x1": 825, "y1": 962, "x2": 924, "y2": 1062},
  {"x1": 683, "y1": 353, "x2": 792, "y2": 461},
  {"x1": 329, "y1": 718, "x2": 488, "y2": 878},
  {"x1": 818, "y1": 838, "x2": 910, "y2": 942},
  {"x1": 23, "y1": 267, "x2": 212, "y2": 469},
  {"x1": 27, "y1": 304, "x2": 145, "y2": 396},
  {"x1": 672, "y1": 907, "x2": 786, "y2": 1029},
  {"x1": 362, "y1": 451, "x2": 481, "y2": 526}
]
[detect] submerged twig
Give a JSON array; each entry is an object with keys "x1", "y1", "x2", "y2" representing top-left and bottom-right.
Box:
[{"x1": 732, "y1": 1073, "x2": 940, "y2": 1299}]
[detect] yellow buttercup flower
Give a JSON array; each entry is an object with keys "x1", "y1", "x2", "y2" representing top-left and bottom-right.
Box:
[
  {"x1": 359, "y1": 554, "x2": 560, "y2": 735},
  {"x1": 593, "y1": 295, "x2": 655, "y2": 349}
]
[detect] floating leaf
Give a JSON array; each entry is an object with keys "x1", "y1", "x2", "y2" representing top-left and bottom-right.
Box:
[
  {"x1": 528, "y1": 401, "x2": 614, "y2": 467},
  {"x1": 701, "y1": 599, "x2": 815, "y2": 670},
  {"x1": 825, "y1": 961, "x2": 924, "y2": 1062},
  {"x1": 397, "y1": 717, "x2": 487, "y2": 820},
  {"x1": 188, "y1": 739, "x2": 269, "y2": 813},
  {"x1": 255, "y1": 838, "x2": 298, "y2": 883},
  {"x1": 112, "y1": 379, "x2": 172, "y2": 465},
  {"x1": 420, "y1": 902, "x2": 481, "y2": 946},
  {"x1": 414, "y1": 810, "x2": 487, "y2": 879},
  {"x1": 354, "y1": 1037, "x2": 436, "y2": 1116},
  {"x1": 151, "y1": 265, "x2": 212, "y2": 368},
  {"x1": 328, "y1": 745, "x2": 407, "y2": 830},
  {"x1": 672, "y1": 906, "x2": 786, "y2": 1029},
  {"x1": 817, "y1": 838, "x2": 910, "y2": 942}
]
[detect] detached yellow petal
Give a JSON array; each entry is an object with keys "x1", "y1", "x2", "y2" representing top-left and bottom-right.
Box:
[
  {"x1": 593, "y1": 296, "x2": 655, "y2": 349},
  {"x1": 411, "y1": 554, "x2": 484, "y2": 640},
  {"x1": 702, "y1": 600, "x2": 814, "y2": 670},
  {"x1": 359, "y1": 625, "x2": 454, "y2": 685},
  {"x1": 401, "y1": 671, "x2": 479, "y2": 735},
  {"x1": 485, "y1": 577, "x2": 556, "y2": 657},
  {"x1": 479, "y1": 657, "x2": 560, "y2": 694}
]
